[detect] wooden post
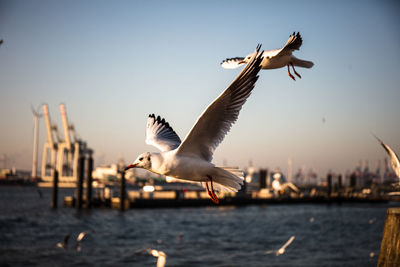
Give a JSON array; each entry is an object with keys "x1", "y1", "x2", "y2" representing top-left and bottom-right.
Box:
[
  {"x1": 259, "y1": 169, "x2": 268, "y2": 189},
  {"x1": 51, "y1": 169, "x2": 58, "y2": 209},
  {"x1": 120, "y1": 170, "x2": 126, "y2": 211},
  {"x1": 86, "y1": 155, "x2": 93, "y2": 208},
  {"x1": 350, "y1": 173, "x2": 356, "y2": 188},
  {"x1": 327, "y1": 174, "x2": 332, "y2": 196},
  {"x1": 378, "y1": 208, "x2": 400, "y2": 266},
  {"x1": 76, "y1": 156, "x2": 85, "y2": 209}
]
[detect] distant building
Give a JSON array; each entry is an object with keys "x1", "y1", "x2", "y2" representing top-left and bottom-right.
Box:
[{"x1": 92, "y1": 164, "x2": 119, "y2": 181}]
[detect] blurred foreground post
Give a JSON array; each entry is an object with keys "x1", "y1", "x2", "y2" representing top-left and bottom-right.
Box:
[
  {"x1": 51, "y1": 169, "x2": 58, "y2": 209},
  {"x1": 327, "y1": 174, "x2": 332, "y2": 196},
  {"x1": 76, "y1": 156, "x2": 85, "y2": 209},
  {"x1": 378, "y1": 208, "x2": 400, "y2": 266},
  {"x1": 120, "y1": 170, "x2": 126, "y2": 211},
  {"x1": 86, "y1": 153, "x2": 93, "y2": 208},
  {"x1": 259, "y1": 169, "x2": 268, "y2": 189}
]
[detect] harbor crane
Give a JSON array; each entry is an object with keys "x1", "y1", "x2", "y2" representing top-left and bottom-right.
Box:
[{"x1": 41, "y1": 104, "x2": 91, "y2": 183}]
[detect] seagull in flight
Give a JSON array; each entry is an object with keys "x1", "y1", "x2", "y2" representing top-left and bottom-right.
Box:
[
  {"x1": 149, "y1": 249, "x2": 167, "y2": 267},
  {"x1": 125, "y1": 45, "x2": 264, "y2": 204},
  {"x1": 221, "y1": 32, "x2": 314, "y2": 81},
  {"x1": 76, "y1": 231, "x2": 92, "y2": 251},
  {"x1": 374, "y1": 135, "x2": 400, "y2": 180},
  {"x1": 56, "y1": 234, "x2": 70, "y2": 249},
  {"x1": 266, "y1": 235, "x2": 295, "y2": 256}
]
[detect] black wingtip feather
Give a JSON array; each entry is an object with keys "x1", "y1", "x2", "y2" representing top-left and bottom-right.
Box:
[{"x1": 150, "y1": 114, "x2": 178, "y2": 136}]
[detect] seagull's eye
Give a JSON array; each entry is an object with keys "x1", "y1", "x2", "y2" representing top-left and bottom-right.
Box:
[{"x1": 139, "y1": 157, "x2": 143, "y2": 161}]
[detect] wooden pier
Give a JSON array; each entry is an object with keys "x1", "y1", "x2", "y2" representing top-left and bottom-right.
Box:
[{"x1": 63, "y1": 189, "x2": 389, "y2": 209}]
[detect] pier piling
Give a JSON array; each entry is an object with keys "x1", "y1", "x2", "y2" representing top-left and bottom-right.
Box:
[
  {"x1": 120, "y1": 170, "x2": 126, "y2": 211},
  {"x1": 378, "y1": 208, "x2": 400, "y2": 266},
  {"x1": 259, "y1": 169, "x2": 268, "y2": 189},
  {"x1": 327, "y1": 174, "x2": 332, "y2": 196},
  {"x1": 86, "y1": 154, "x2": 93, "y2": 208},
  {"x1": 76, "y1": 156, "x2": 85, "y2": 209},
  {"x1": 51, "y1": 169, "x2": 58, "y2": 209}
]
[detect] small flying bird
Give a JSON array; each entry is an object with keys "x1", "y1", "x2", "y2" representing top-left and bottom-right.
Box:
[
  {"x1": 76, "y1": 231, "x2": 90, "y2": 251},
  {"x1": 221, "y1": 32, "x2": 314, "y2": 81},
  {"x1": 56, "y1": 234, "x2": 70, "y2": 249},
  {"x1": 266, "y1": 235, "x2": 295, "y2": 256},
  {"x1": 309, "y1": 217, "x2": 315, "y2": 223},
  {"x1": 125, "y1": 45, "x2": 264, "y2": 204},
  {"x1": 149, "y1": 249, "x2": 167, "y2": 267},
  {"x1": 369, "y1": 217, "x2": 376, "y2": 224},
  {"x1": 373, "y1": 135, "x2": 400, "y2": 180}
]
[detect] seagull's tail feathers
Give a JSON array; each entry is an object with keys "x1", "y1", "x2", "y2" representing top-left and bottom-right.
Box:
[
  {"x1": 292, "y1": 57, "x2": 314, "y2": 68},
  {"x1": 211, "y1": 166, "x2": 244, "y2": 192},
  {"x1": 220, "y1": 57, "x2": 245, "y2": 69}
]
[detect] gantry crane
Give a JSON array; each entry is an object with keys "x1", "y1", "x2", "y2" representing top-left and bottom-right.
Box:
[{"x1": 41, "y1": 104, "x2": 91, "y2": 183}]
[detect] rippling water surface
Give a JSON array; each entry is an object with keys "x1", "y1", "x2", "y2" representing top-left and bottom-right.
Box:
[{"x1": 0, "y1": 186, "x2": 395, "y2": 266}]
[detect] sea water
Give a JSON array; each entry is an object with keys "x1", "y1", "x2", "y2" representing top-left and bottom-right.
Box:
[{"x1": 0, "y1": 186, "x2": 395, "y2": 266}]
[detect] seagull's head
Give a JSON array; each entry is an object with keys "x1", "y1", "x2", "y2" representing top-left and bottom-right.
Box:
[
  {"x1": 125, "y1": 152, "x2": 152, "y2": 170},
  {"x1": 238, "y1": 54, "x2": 252, "y2": 64}
]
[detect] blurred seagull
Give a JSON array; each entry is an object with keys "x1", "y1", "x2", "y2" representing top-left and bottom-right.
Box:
[
  {"x1": 125, "y1": 45, "x2": 264, "y2": 204},
  {"x1": 221, "y1": 32, "x2": 314, "y2": 81},
  {"x1": 374, "y1": 135, "x2": 400, "y2": 180},
  {"x1": 266, "y1": 235, "x2": 295, "y2": 256},
  {"x1": 56, "y1": 234, "x2": 70, "y2": 249},
  {"x1": 149, "y1": 249, "x2": 167, "y2": 267},
  {"x1": 76, "y1": 231, "x2": 90, "y2": 251}
]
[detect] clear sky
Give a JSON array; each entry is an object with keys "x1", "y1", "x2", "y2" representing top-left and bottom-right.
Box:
[{"x1": 0, "y1": 0, "x2": 399, "y2": 177}]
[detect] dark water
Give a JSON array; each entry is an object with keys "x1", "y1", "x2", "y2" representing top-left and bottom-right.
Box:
[{"x1": 0, "y1": 186, "x2": 396, "y2": 266}]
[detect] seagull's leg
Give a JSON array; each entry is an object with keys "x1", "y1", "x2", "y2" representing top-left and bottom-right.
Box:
[
  {"x1": 205, "y1": 175, "x2": 219, "y2": 204},
  {"x1": 290, "y1": 63, "x2": 302, "y2": 79},
  {"x1": 205, "y1": 181, "x2": 219, "y2": 204},
  {"x1": 287, "y1": 65, "x2": 296, "y2": 81}
]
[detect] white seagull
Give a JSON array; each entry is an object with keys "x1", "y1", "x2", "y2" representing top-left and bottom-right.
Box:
[
  {"x1": 149, "y1": 249, "x2": 167, "y2": 267},
  {"x1": 76, "y1": 231, "x2": 91, "y2": 251},
  {"x1": 125, "y1": 45, "x2": 264, "y2": 204},
  {"x1": 221, "y1": 32, "x2": 314, "y2": 81},
  {"x1": 56, "y1": 234, "x2": 70, "y2": 249},
  {"x1": 266, "y1": 235, "x2": 296, "y2": 256},
  {"x1": 374, "y1": 135, "x2": 400, "y2": 180}
]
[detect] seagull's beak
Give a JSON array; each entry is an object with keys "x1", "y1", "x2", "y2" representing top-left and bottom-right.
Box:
[{"x1": 125, "y1": 163, "x2": 137, "y2": 171}]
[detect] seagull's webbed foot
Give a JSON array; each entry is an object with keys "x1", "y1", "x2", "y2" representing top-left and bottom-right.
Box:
[
  {"x1": 205, "y1": 175, "x2": 219, "y2": 204},
  {"x1": 287, "y1": 65, "x2": 296, "y2": 81},
  {"x1": 290, "y1": 63, "x2": 302, "y2": 79}
]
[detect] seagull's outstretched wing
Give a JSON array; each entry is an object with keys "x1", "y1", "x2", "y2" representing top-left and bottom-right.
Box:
[
  {"x1": 280, "y1": 235, "x2": 295, "y2": 251},
  {"x1": 275, "y1": 32, "x2": 303, "y2": 57},
  {"x1": 176, "y1": 45, "x2": 263, "y2": 161},
  {"x1": 146, "y1": 114, "x2": 181, "y2": 152},
  {"x1": 374, "y1": 135, "x2": 400, "y2": 179},
  {"x1": 220, "y1": 57, "x2": 245, "y2": 69},
  {"x1": 77, "y1": 232, "x2": 87, "y2": 243}
]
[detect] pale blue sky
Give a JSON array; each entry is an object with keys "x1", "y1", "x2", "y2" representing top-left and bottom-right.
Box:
[{"x1": 0, "y1": 0, "x2": 399, "y2": 176}]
